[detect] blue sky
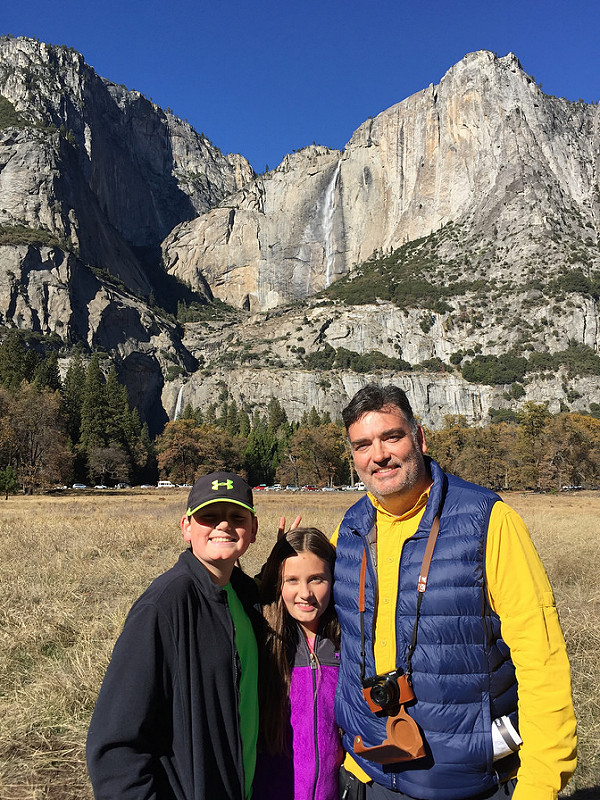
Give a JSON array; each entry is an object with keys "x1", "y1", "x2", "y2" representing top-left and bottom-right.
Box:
[{"x1": 2, "y1": 0, "x2": 599, "y2": 172}]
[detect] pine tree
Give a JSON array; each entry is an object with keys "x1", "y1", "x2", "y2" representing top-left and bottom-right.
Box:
[
  {"x1": 307, "y1": 407, "x2": 321, "y2": 428},
  {"x1": 226, "y1": 399, "x2": 240, "y2": 435},
  {"x1": 267, "y1": 397, "x2": 288, "y2": 433},
  {"x1": 103, "y1": 367, "x2": 129, "y2": 447},
  {"x1": 61, "y1": 353, "x2": 86, "y2": 446},
  {"x1": 217, "y1": 401, "x2": 229, "y2": 430},
  {"x1": 181, "y1": 403, "x2": 196, "y2": 420},
  {"x1": 204, "y1": 403, "x2": 217, "y2": 426},
  {"x1": 239, "y1": 409, "x2": 251, "y2": 438},
  {"x1": 0, "y1": 464, "x2": 18, "y2": 499},
  {"x1": 244, "y1": 412, "x2": 279, "y2": 485},
  {"x1": 34, "y1": 351, "x2": 61, "y2": 391},
  {"x1": 0, "y1": 331, "x2": 38, "y2": 390},
  {"x1": 79, "y1": 354, "x2": 108, "y2": 453}
]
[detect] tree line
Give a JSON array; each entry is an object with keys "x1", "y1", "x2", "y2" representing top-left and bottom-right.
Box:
[
  {"x1": 1, "y1": 331, "x2": 599, "y2": 495},
  {"x1": 0, "y1": 332, "x2": 155, "y2": 494},
  {"x1": 158, "y1": 396, "x2": 348, "y2": 488},
  {"x1": 425, "y1": 405, "x2": 600, "y2": 492},
  {"x1": 160, "y1": 399, "x2": 600, "y2": 493}
]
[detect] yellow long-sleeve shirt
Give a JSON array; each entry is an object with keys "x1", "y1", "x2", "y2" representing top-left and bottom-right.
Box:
[{"x1": 331, "y1": 490, "x2": 577, "y2": 800}]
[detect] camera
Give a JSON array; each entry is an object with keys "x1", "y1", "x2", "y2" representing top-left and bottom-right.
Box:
[{"x1": 361, "y1": 668, "x2": 414, "y2": 716}]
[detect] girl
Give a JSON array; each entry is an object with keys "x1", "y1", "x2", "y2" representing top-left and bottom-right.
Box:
[{"x1": 253, "y1": 528, "x2": 343, "y2": 800}]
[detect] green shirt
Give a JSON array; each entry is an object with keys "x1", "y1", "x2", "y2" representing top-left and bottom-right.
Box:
[{"x1": 224, "y1": 581, "x2": 259, "y2": 799}]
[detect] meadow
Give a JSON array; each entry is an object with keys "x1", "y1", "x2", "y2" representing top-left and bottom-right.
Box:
[{"x1": 0, "y1": 489, "x2": 598, "y2": 799}]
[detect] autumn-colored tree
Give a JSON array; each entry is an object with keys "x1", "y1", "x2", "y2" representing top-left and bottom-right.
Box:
[
  {"x1": 195, "y1": 426, "x2": 246, "y2": 478},
  {"x1": 278, "y1": 422, "x2": 346, "y2": 487},
  {"x1": 156, "y1": 419, "x2": 204, "y2": 485},
  {"x1": 425, "y1": 415, "x2": 469, "y2": 475},
  {"x1": 5, "y1": 383, "x2": 72, "y2": 491},
  {"x1": 544, "y1": 413, "x2": 600, "y2": 489},
  {"x1": 515, "y1": 402, "x2": 552, "y2": 489},
  {"x1": 156, "y1": 420, "x2": 246, "y2": 484},
  {"x1": 88, "y1": 445, "x2": 130, "y2": 485}
]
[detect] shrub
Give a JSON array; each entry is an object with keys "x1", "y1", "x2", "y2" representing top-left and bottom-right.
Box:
[{"x1": 0, "y1": 95, "x2": 27, "y2": 129}]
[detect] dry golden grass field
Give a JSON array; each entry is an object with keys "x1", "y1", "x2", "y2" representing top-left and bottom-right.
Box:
[{"x1": 0, "y1": 488, "x2": 598, "y2": 799}]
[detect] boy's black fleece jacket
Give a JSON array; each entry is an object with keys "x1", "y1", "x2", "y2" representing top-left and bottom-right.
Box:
[{"x1": 86, "y1": 548, "x2": 263, "y2": 800}]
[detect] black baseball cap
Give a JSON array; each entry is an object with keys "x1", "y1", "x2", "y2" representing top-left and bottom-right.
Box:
[{"x1": 185, "y1": 472, "x2": 255, "y2": 517}]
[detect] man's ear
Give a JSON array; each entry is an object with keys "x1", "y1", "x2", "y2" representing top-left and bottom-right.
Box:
[
  {"x1": 417, "y1": 425, "x2": 427, "y2": 455},
  {"x1": 181, "y1": 514, "x2": 192, "y2": 544}
]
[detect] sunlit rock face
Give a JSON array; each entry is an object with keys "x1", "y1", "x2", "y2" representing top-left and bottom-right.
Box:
[
  {"x1": 0, "y1": 36, "x2": 253, "y2": 427},
  {"x1": 163, "y1": 51, "x2": 600, "y2": 311},
  {"x1": 1, "y1": 39, "x2": 599, "y2": 428}
]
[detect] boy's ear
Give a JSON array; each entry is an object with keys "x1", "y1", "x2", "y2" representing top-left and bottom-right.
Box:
[
  {"x1": 251, "y1": 516, "x2": 258, "y2": 543},
  {"x1": 181, "y1": 514, "x2": 192, "y2": 543}
]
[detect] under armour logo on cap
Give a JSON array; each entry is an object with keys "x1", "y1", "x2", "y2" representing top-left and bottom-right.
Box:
[
  {"x1": 186, "y1": 471, "x2": 255, "y2": 516},
  {"x1": 211, "y1": 479, "x2": 233, "y2": 491}
]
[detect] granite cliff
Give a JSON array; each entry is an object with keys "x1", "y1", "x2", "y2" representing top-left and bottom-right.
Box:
[
  {"x1": 163, "y1": 51, "x2": 600, "y2": 311},
  {"x1": 0, "y1": 36, "x2": 253, "y2": 427},
  {"x1": 1, "y1": 38, "x2": 599, "y2": 428},
  {"x1": 160, "y1": 50, "x2": 600, "y2": 425}
]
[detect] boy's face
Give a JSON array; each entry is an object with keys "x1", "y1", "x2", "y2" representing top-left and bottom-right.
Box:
[{"x1": 181, "y1": 502, "x2": 257, "y2": 580}]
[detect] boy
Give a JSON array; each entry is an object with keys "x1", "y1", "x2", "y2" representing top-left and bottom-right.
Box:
[{"x1": 87, "y1": 472, "x2": 262, "y2": 800}]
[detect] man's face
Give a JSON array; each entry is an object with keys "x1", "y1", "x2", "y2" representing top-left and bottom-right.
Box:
[
  {"x1": 181, "y1": 502, "x2": 257, "y2": 578},
  {"x1": 348, "y1": 405, "x2": 429, "y2": 507}
]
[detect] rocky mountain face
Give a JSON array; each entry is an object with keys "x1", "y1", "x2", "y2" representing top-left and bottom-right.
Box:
[
  {"x1": 0, "y1": 36, "x2": 253, "y2": 427},
  {"x1": 161, "y1": 297, "x2": 599, "y2": 429},
  {"x1": 163, "y1": 51, "x2": 600, "y2": 310},
  {"x1": 160, "y1": 50, "x2": 600, "y2": 426},
  {"x1": 1, "y1": 39, "x2": 599, "y2": 429}
]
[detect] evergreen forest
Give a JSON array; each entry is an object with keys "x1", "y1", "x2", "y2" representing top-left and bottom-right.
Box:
[{"x1": 1, "y1": 331, "x2": 599, "y2": 497}]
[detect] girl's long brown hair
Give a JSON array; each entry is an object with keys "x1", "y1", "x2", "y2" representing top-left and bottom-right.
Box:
[{"x1": 258, "y1": 527, "x2": 340, "y2": 755}]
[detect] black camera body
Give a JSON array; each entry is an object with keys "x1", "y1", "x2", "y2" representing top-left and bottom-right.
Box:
[{"x1": 361, "y1": 668, "x2": 414, "y2": 716}]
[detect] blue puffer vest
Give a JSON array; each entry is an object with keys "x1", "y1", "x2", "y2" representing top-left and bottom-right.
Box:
[{"x1": 334, "y1": 459, "x2": 518, "y2": 800}]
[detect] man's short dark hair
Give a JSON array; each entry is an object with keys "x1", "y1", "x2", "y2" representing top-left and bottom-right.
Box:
[{"x1": 342, "y1": 383, "x2": 417, "y2": 433}]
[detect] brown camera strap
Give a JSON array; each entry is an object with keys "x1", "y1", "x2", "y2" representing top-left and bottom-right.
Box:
[{"x1": 359, "y1": 514, "x2": 440, "y2": 683}]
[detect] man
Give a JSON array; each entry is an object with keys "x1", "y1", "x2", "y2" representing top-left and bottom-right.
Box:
[
  {"x1": 87, "y1": 472, "x2": 262, "y2": 800},
  {"x1": 333, "y1": 384, "x2": 576, "y2": 800}
]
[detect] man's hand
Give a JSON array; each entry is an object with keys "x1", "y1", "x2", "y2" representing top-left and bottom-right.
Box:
[{"x1": 277, "y1": 515, "x2": 302, "y2": 539}]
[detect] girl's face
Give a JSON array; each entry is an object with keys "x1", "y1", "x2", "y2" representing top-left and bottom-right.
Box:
[{"x1": 281, "y1": 551, "x2": 332, "y2": 636}]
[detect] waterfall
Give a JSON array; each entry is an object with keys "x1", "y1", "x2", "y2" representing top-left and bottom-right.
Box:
[
  {"x1": 174, "y1": 384, "x2": 184, "y2": 420},
  {"x1": 323, "y1": 160, "x2": 341, "y2": 288}
]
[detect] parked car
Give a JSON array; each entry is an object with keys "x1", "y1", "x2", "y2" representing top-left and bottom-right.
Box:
[
  {"x1": 94, "y1": 485, "x2": 108, "y2": 489},
  {"x1": 285, "y1": 485, "x2": 300, "y2": 492},
  {"x1": 157, "y1": 480, "x2": 176, "y2": 488},
  {"x1": 72, "y1": 483, "x2": 87, "y2": 489}
]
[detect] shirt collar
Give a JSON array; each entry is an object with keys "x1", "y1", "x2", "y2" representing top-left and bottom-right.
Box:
[{"x1": 368, "y1": 485, "x2": 431, "y2": 522}]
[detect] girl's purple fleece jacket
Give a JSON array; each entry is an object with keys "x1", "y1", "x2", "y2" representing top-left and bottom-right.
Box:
[{"x1": 253, "y1": 630, "x2": 343, "y2": 800}]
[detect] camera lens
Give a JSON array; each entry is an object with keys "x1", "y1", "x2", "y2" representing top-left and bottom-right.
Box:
[{"x1": 370, "y1": 677, "x2": 400, "y2": 710}]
